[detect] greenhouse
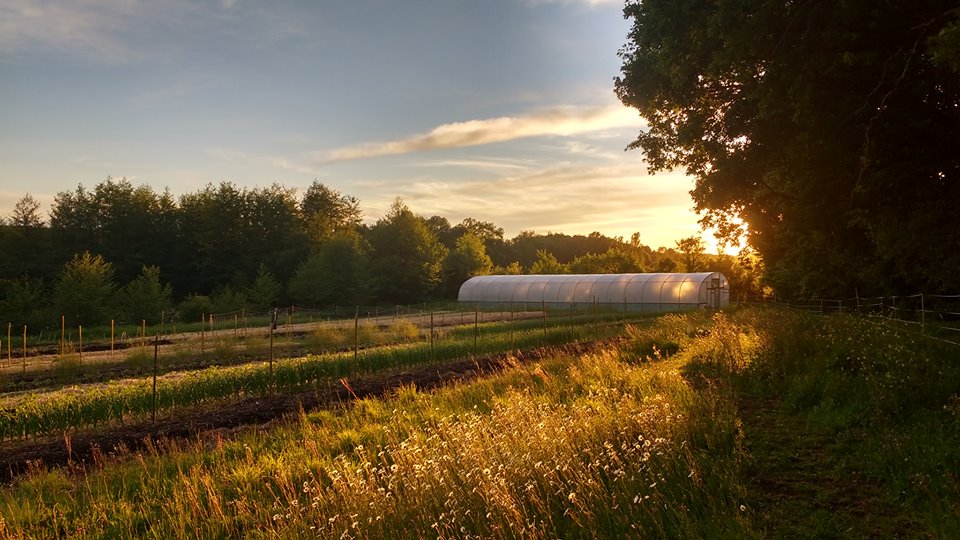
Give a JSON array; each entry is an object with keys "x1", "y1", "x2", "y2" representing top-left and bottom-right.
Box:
[{"x1": 457, "y1": 272, "x2": 729, "y2": 312}]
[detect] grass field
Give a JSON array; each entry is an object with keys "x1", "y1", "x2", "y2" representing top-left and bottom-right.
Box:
[{"x1": 0, "y1": 306, "x2": 957, "y2": 538}]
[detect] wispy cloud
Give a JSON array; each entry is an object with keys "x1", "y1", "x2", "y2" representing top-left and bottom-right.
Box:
[
  {"x1": 0, "y1": 0, "x2": 142, "y2": 61},
  {"x1": 359, "y1": 162, "x2": 697, "y2": 247},
  {"x1": 205, "y1": 147, "x2": 322, "y2": 177},
  {"x1": 317, "y1": 105, "x2": 643, "y2": 163}
]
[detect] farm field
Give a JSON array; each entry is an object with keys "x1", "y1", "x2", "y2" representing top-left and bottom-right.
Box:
[
  {"x1": 0, "y1": 306, "x2": 958, "y2": 538},
  {"x1": 0, "y1": 308, "x2": 540, "y2": 391}
]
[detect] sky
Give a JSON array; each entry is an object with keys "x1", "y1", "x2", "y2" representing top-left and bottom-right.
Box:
[{"x1": 0, "y1": 0, "x2": 712, "y2": 250}]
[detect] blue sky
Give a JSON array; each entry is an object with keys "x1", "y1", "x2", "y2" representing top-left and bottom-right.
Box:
[{"x1": 0, "y1": 0, "x2": 706, "y2": 249}]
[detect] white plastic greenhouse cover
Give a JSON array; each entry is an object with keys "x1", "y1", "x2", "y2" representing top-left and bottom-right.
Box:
[{"x1": 457, "y1": 273, "x2": 729, "y2": 312}]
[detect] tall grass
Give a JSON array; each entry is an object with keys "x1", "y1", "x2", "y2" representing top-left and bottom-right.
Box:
[
  {"x1": 0, "y1": 324, "x2": 750, "y2": 538},
  {"x1": 2, "y1": 307, "x2": 955, "y2": 537}
]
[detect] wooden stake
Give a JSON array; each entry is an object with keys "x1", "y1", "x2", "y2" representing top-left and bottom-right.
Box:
[
  {"x1": 78, "y1": 325, "x2": 83, "y2": 365},
  {"x1": 354, "y1": 305, "x2": 359, "y2": 362},
  {"x1": 270, "y1": 308, "x2": 277, "y2": 396},
  {"x1": 510, "y1": 302, "x2": 515, "y2": 349},
  {"x1": 152, "y1": 331, "x2": 159, "y2": 423},
  {"x1": 110, "y1": 319, "x2": 115, "y2": 352},
  {"x1": 200, "y1": 313, "x2": 205, "y2": 358},
  {"x1": 60, "y1": 315, "x2": 65, "y2": 356},
  {"x1": 22, "y1": 325, "x2": 27, "y2": 374},
  {"x1": 542, "y1": 300, "x2": 547, "y2": 338}
]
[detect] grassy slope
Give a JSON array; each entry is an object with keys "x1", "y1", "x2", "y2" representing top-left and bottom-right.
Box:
[{"x1": 0, "y1": 306, "x2": 958, "y2": 538}]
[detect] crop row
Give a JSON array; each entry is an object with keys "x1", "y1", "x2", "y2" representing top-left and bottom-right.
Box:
[{"x1": 0, "y1": 319, "x2": 628, "y2": 442}]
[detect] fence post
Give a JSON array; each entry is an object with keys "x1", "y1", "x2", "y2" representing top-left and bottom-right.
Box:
[
  {"x1": 61, "y1": 315, "x2": 65, "y2": 356},
  {"x1": 270, "y1": 308, "x2": 278, "y2": 396},
  {"x1": 474, "y1": 308, "x2": 479, "y2": 356},
  {"x1": 542, "y1": 300, "x2": 547, "y2": 339},
  {"x1": 200, "y1": 313, "x2": 205, "y2": 358},
  {"x1": 592, "y1": 296, "x2": 599, "y2": 340},
  {"x1": 22, "y1": 325, "x2": 27, "y2": 374},
  {"x1": 510, "y1": 301, "x2": 515, "y2": 349},
  {"x1": 354, "y1": 305, "x2": 359, "y2": 362},
  {"x1": 152, "y1": 330, "x2": 159, "y2": 423},
  {"x1": 430, "y1": 311, "x2": 434, "y2": 361},
  {"x1": 920, "y1": 293, "x2": 925, "y2": 334},
  {"x1": 7, "y1": 322, "x2": 10, "y2": 362},
  {"x1": 111, "y1": 319, "x2": 115, "y2": 352},
  {"x1": 78, "y1": 325, "x2": 83, "y2": 365}
]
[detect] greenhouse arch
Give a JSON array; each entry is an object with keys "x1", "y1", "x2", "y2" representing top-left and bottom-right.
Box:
[{"x1": 457, "y1": 273, "x2": 728, "y2": 312}]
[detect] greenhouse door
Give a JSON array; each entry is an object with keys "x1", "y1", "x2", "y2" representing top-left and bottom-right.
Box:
[{"x1": 710, "y1": 275, "x2": 721, "y2": 309}]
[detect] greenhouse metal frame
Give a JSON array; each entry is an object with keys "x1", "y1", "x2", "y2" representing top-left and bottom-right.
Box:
[{"x1": 457, "y1": 272, "x2": 729, "y2": 312}]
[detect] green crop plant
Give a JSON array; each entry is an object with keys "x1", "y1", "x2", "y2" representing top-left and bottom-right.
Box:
[{"x1": 0, "y1": 316, "x2": 635, "y2": 442}]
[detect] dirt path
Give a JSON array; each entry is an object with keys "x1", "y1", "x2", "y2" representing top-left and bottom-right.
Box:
[
  {"x1": 737, "y1": 394, "x2": 922, "y2": 539},
  {"x1": 0, "y1": 340, "x2": 608, "y2": 483}
]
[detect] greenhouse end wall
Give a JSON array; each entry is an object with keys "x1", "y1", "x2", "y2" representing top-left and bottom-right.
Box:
[{"x1": 457, "y1": 272, "x2": 729, "y2": 312}]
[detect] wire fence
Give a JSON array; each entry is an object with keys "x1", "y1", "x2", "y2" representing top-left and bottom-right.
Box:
[
  {"x1": 0, "y1": 300, "x2": 637, "y2": 374},
  {"x1": 753, "y1": 293, "x2": 960, "y2": 347}
]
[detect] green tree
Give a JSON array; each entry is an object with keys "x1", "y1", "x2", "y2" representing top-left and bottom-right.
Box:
[
  {"x1": 247, "y1": 264, "x2": 281, "y2": 311},
  {"x1": 529, "y1": 250, "x2": 565, "y2": 275},
  {"x1": 0, "y1": 277, "x2": 48, "y2": 329},
  {"x1": 1, "y1": 194, "x2": 56, "y2": 279},
  {"x1": 50, "y1": 178, "x2": 178, "y2": 285},
  {"x1": 288, "y1": 231, "x2": 370, "y2": 306},
  {"x1": 53, "y1": 252, "x2": 117, "y2": 326},
  {"x1": 442, "y1": 232, "x2": 493, "y2": 296},
  {"x1": 120, "y1": 266, "x2": 173, "y2": 324},
  {"x1": 245, "y1": 184, "x2": 307, "y2": 282},
  {"x1": 675, "y1": 237, "x2": 706, "y2": 273},
  {"x1": 9, "y1": 194, "x2": 43, "y2": 227},
  {"x1": 368, "y1": 199, "x2": 447, "y2": 304},
  {"x1": 493, "y1": 261, "x2": 524, "y2": 275},
  {"x1": 211, "y1": 285, "x2": 247, "y2": 314},
  {"x1": 568, "y1": 247, "x2": 647, "y2": 274},
  {"x1": 301, "y1": 181, "x2": 362, "y2": 246},
  {"x1": 616, "y1": 1, "x2": 960, "y2": 296},
  {"x1": 178, "y1": 295, "x2": 213, "y2": 324}
]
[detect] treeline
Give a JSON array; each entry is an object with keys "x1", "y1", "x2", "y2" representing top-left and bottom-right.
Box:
[{"x1": 0, "y1": 178, "x2": 762, "y2": 329}]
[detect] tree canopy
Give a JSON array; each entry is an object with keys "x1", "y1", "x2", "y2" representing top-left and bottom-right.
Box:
[
  {"x1": 0, "y1": 177, "x2": 765, "y2": 327},
  {"x1": 616, "y1": 1, "x2": 960, "y2": 296}
]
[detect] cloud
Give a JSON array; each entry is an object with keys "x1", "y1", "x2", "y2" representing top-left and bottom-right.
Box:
[
  {"x1": 318, "y1": 105, "x2": 643, "y2": 163},
  {"x1": 205, "y1": 147, "x2": 322, "y2": 177},
  {"x1": 359, "y1": 162, "x2": 698, "y2": 248},
  {"x1": 0, "y1": 0, "x2": 150, "y2": 61}
]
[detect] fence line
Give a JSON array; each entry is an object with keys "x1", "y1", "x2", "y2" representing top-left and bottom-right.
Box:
[{"x1": 755, "y1": 292, "x2": 960, "y2": 347}]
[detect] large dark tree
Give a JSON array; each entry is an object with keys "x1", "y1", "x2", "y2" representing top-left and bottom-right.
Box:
[
  {"x1": 368, "y1": 199, "x2": 447, "y2": 304},
  {"x1": 301, "y1": 181, "x2": 362, "y2": 247},
  {"x1": 49, "y1": 178, "x2": 179, "y2": 285},
  {"x1": 616, "y1": 1, "x2": 960, "y2": 296}
]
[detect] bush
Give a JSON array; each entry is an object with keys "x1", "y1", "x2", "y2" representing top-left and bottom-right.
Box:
[{"x1": 178, "y1": 295, "x2": 213, "y2": 323}]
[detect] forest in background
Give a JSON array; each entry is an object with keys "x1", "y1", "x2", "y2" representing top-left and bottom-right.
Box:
[{"x1": 0, "y1": 177, "x2": 762, "y2": 329}]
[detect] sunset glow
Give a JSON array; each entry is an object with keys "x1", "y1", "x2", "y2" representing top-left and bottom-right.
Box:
[{"x1": 0, "y1": 0, "x2": 704, "y2": 249}]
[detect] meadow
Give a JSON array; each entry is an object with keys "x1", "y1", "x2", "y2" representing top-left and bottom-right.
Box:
[{"x1": 0, "y1": 306, "x2": 957, "y2": 538}]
